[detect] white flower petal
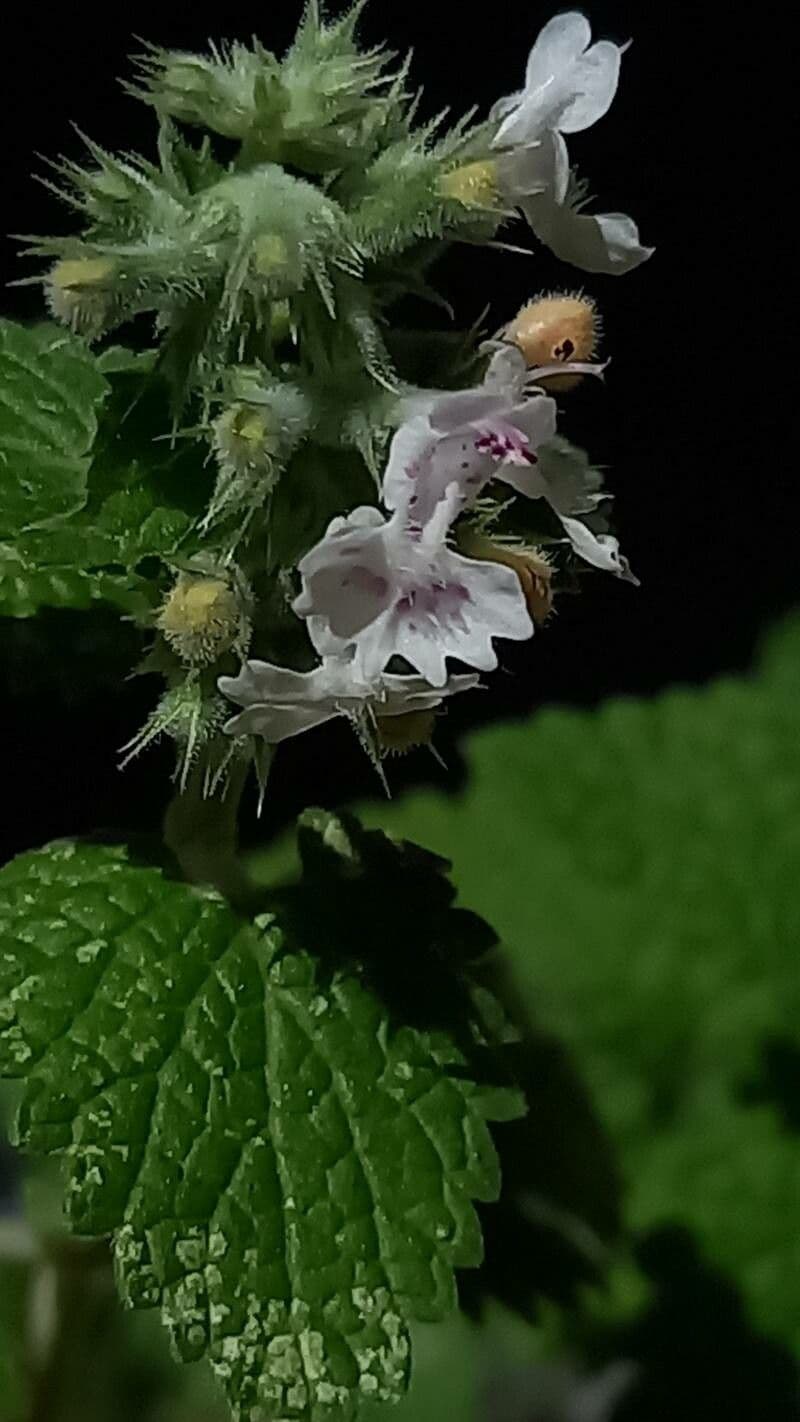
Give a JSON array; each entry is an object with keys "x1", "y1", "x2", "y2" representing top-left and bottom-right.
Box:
[
  {"x1": 495, "y1": 144, "x2": 549, "y2": 198},
  {"x1": 507, "y1": 394, "x2": 559, "y2": 452},
  {"x1": 384, "y1": 613, "x2": 453, "y2": 688},
  {"x1": 482, "y1": 342, "x2": 530, "y2": 396},
  {"x1": 559, "y1": 514, "x2": 639, "y2": 583},
  {"x1": 426, "y1": 433, "x2": 494, "y2": 518},
  {"x1": 494, "y1": 16, "x2": 621, "y2": 146},
  {"x1": 219, "y1": 655, "x2": 477, "y2": 747},
  {"x1": 447, "y1": 550, "x2": 535, "y2": 643},
  {"x1": 557, "y1": 41, "x2": 622, "y2": 133},
  {"x1": 381, "y1": 672, "x2": 480, "y2": 712},
  {"x1": 294, "y1": 508, "x2": 394, "y2": 637},
  {"x1": 536, "y1": 440, "x2": 605, "y2": 518},
  {"x1": 350, "y1": 546, "x2": 533, "y2": 687},
  {"x1": 382, "y1": 417, "x2": 438, "y2": 514},
  {"x1": 429, "y1": 390, "x2": 510, "y2": 433},
  {"x1": 494, "y1": 15, "x2": 594, "y2": 146},
  {"x1": 492, "y1": 90, "x2": 560, "y2": 148},
  {"x1": 325, "y1": 505, "x2": 387, "y2": 536},
  {"x1": 306, "y1": 615, "x2": 353, "y2": 660},
  {"x1": 384, "y1": 409, "x2": 498, "y2": 529},
  {"x1": 523, "y1": 194, "x2": 654, "y2": 274},
  {"x1": 495, "y1": 457, "x2": 550, "y2": 500},
  {"x1": 219, "y1": 659, "x2": 352, "y2": 744},
  {"x1": 499, "y1": 130, "x2": 570, "y2": 204},
  {"x1": 218, "y1": 660, "x2": 315, "y2": 706},
  {"x1": 223, "y1": 702, "x2": 338, "y2": 743},
  {"x1": 385, "y1": 351, "x2": 563, "y2": 533},
  {"x1": 489, "y1": 89, "x2": 524, "y2": 125},
  {"x1": 525, "y1": 13, "x2": 593, "y2": 91}
]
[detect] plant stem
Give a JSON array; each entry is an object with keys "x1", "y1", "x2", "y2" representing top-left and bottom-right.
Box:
[
  {"x1": 27, "y1": 1241, "x2": 117, "y2": 1422},
  {"x1": 162, "y1": 756, "x2": 255, "y2": 909}
]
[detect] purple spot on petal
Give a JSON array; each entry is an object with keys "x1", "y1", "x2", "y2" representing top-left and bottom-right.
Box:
[{"x1": 343, "y1": 566, "x2": 390, "y2": 599}]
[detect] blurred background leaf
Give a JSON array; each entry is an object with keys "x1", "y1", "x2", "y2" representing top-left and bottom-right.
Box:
[
  {"x1": 346, "y1": 615, "x2": 800, "y2": 1352},
  {"x1": 250, "y1": 614, "x2": 800, "y2": 1392}
]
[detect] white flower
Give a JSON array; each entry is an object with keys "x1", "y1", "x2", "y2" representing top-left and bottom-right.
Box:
[
  {"x1": 383, "y1": 349, "x2": 559, "y2": 527},
  {"x1": 490, "y1": 13, "x2": 653, "y2": 275},
  {"x1": 386, "y1": 346, "x2": 637, "y2": 582},
  {"x1": 491, "y1": 12, "x2": 624, "y2": 148},
  {"x1": 293, "y1": 484, "x2": 534, "y2": 688},
  {"x1": 502, "y1": 131, "x2": 653, "y2": 276},
  {"x1": 218, "y1": 655, "x2": 478, "y2": 743}
]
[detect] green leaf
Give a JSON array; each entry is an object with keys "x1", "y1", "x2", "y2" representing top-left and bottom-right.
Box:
[
  {"x1": 0, "y1": 540, "x2": 156, "y2": 618},
  {"x1": 19, "y1": 489, "x2": 192, "y2": 577},
  {"x1": 0, "y1": 321, "x2": 109, "y2": 538},
  {"x1": 0, "y1": 825, "x2": 520, "y2": 1421},
  {"x1": 340, "y1": 616, "x2": 800, "y2": 1351},
  {"x1": 0, "y1": 362, "x2": 206, "y2": 618}
]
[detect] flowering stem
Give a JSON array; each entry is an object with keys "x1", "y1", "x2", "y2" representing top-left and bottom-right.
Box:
[{"x1": 162, "y1": 757, "x2": 255, "y2": 909}]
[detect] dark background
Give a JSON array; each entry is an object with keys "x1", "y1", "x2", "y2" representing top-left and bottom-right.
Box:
[{"x1": 0, "y1": 0, "x2": 784, "y2": 856}]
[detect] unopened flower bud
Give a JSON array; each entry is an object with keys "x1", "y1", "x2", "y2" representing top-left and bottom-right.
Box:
[
  {"x1": 207, "y1": 381, "x2": 310, "y2": 528},
  {"x1": 46, "y1": 258, "x2": 117, "y2": 339},
  {"x1": 250, "y1": 233, "x2": 304, "y2": 296},
  {"x1": 439, "y1": 160, "x2": 500, "y2": 210},
  {"x1": 157, "y1": 575, "x2": 245, "y2": 665},
  {"x1": 154, "y1": 56, "x2": 258, "y2": 140},
  {"x1": 213, "y1": 403, "x2": 280, "y2": 478},
  {"x1": 119, "y1": 676, "x2": 231, "y2": 788},
  {"x1": 375, "y1": 709, "x2": 437, "y2": 755},
  {"x1": 505, "y1": 294, "x2": 599, "y2": 392}
]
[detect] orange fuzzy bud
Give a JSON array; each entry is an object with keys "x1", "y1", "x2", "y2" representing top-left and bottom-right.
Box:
[
  {"x1": 505, "y1": 293, "x2": 599, "y2": 392},
  {"x1": 462, "y1": 531, "x2": 554, "y2": 625}
]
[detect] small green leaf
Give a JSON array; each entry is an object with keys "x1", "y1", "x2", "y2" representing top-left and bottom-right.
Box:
[
  {"x1": 0, "y1": 827, "x2": 519, "y2": 1421},
  {"x1": 0, "y1": 321, "x2": 109, "y2": 538}
]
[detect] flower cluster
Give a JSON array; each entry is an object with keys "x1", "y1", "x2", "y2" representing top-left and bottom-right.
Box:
[
  {"x1": 213, "y1": 12, "x2": 651, "y2": 776},
  {"x1": 33, "y1": 7, "x2": 650, "y2": 786},
  {"x1": 219, "y1": 339, "x2": 635, "y2": 762}
]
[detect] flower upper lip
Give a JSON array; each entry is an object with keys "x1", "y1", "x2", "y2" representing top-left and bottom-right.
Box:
[
  {"x1": 486, "y1": 13, "x2": 653, "y2": 277},
  {"x1": 490, "y1": 12, "x2": 624, "y2": 150}
]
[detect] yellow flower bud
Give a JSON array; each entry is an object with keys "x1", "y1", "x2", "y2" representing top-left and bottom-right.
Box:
[
  {"x1": 461, "y1": 531, "x2": 554, "y2": 625},
  {"x1": 375, "y1": 709, "x2": 437, "y2": 755},
  {"x1": 47, "y1": 258, "x2": 117, "y2": 338},
  {"x1": 439, "y1": 160, "x2": 500, "y2": 211},
  {"x1": 505, "y1": 293, "x2": 600, "y2": 392},
  {"x1": 157, "y1": 575, "x2": 245, "y2": 665},
  {"x1": 270, "y1": 299, "x2": 292, "y2": 345},
  {"x1": 213, "y1": 402, "x2": 280, "y2": 476},
  {"x1": 252, "y1": 234, "x2": 290, "y2": 277}
]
